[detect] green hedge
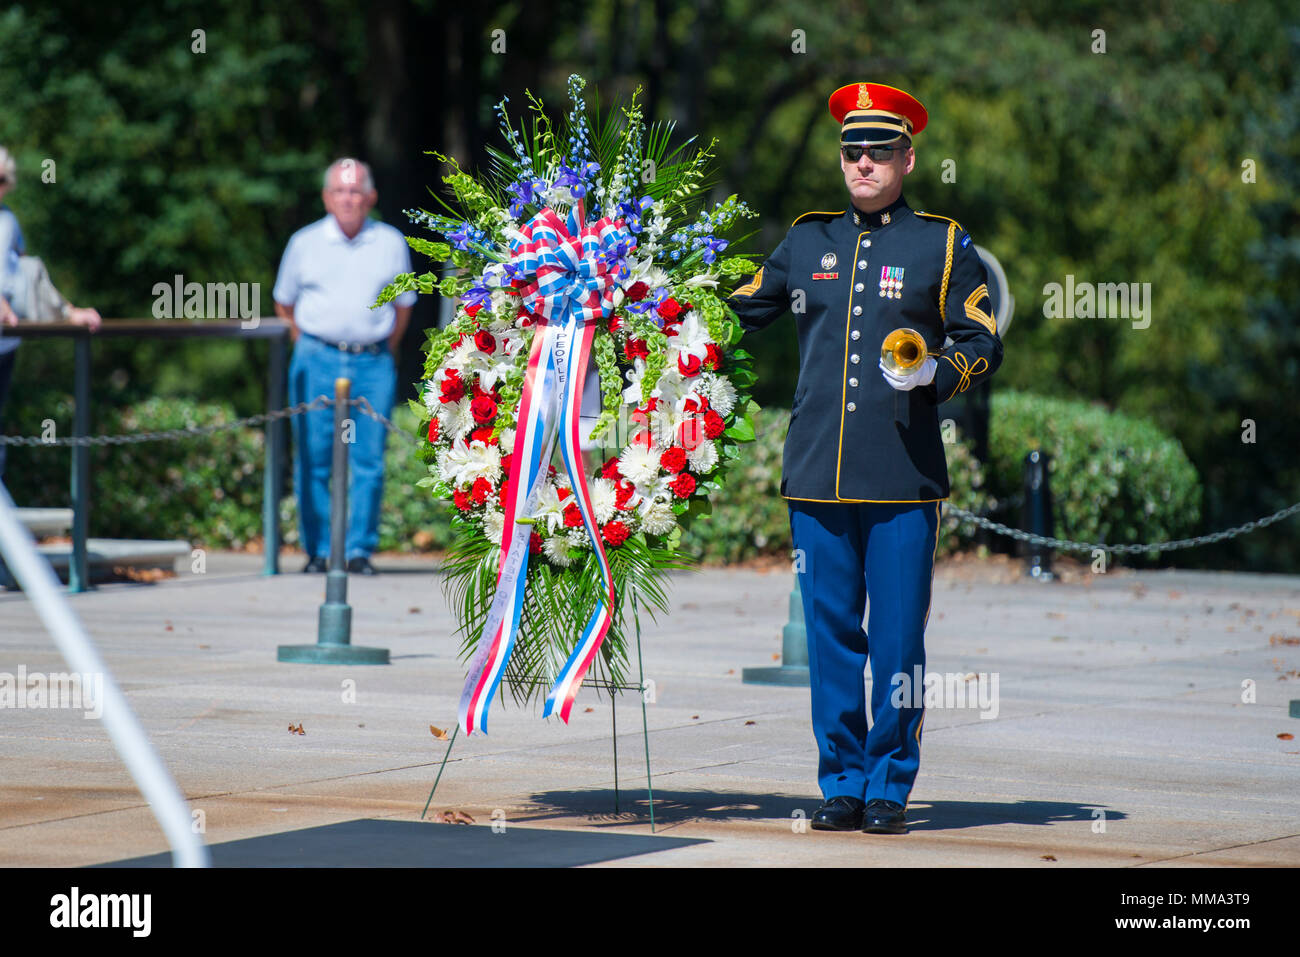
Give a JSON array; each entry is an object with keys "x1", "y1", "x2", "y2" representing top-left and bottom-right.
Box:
[{"x1": 985, "y1": 389, "x2": 1202, "y2": 554}]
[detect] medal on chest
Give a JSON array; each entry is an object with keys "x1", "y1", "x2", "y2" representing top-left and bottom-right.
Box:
[{"x1": 879, "y1": 265, "x2": 904, "y2": 299}]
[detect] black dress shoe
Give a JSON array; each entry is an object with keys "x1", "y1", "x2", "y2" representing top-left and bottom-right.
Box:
[
  {"x1": 810, "y1": 796, "x2": 866, "y2": 831},
  {"x1": 861, "y1": 798, "x2": 907, "y2": 834},
  {"x1": 346, "y1": 557, "x2": 377, "y2": 576},
  {"x1": 302, "y1": 556, "x2": 328, "y2": 573}
]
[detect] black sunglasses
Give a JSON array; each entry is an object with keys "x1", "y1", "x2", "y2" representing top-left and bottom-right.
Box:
[{"x1": 841, "y1": 143, "x2": 906, "y2": 163}]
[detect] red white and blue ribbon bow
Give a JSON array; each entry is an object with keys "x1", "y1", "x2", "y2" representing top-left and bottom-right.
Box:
[{"x1": 457, "y1": 203, "x2": 634, "y2": 735}]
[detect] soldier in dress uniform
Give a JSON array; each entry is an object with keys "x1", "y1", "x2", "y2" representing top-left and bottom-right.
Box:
[{"x1": 727, "y1": 82, "x2": 1003, "y2": 834}]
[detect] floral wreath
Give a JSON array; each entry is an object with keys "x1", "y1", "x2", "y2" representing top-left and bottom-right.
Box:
[{"x1": 378, "y1": 76, "x2": 761, "y2": 733}]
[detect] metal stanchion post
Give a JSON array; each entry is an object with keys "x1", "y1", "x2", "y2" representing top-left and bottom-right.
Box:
[
  {"x1": 742, "y1": 581, "x2": 811, "y2": 686},
  {"x1": 262, "y1": 333, "x2": 287, "y2": 576},
  {"x1": 1022, "y1": 449, "x2": 1055, "y2": 581},
  {"x1": 69, "y1": 334, "x2": 91, "y2": 593},
  {"x1": 277, "y1": 378, "x2": 389, "y2": 665}
]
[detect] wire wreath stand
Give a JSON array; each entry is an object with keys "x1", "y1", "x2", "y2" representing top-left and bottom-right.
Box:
[{"x1": 422, "y1": 588, "x2": 658, "y2": 833}]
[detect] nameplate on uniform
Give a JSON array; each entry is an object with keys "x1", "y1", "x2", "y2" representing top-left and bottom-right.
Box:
[{"x1": 812, "y1": 272, "x2": 839, "y2": 280}]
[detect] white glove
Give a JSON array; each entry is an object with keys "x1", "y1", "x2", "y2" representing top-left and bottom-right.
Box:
[{"x1": 879, "y1": 355, "x2": 936, "y2": 391}]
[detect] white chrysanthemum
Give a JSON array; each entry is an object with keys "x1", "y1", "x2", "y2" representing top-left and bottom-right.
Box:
[
  {"x1": 699, "y1": 372, "x2": 737, "y2": 416},
  {"x1": 444, "y1": 338, "x2": 481, "y2": 374},
  {"x1": 591, "y1": 477, "x2": 618, "y2": 523},
  {"x1": 638, "y1": 498, "x2": 677, "y2": 536},
  {"x1": 619, "y1": 443, "x2": 660, "y2": 487},
  {"x1": 439, "y1": 396, "x2": 477, "y2": 441},
  {"x1": 422, "y1": 385, "x2": 440, "y2": 415},
  {"x1": 437, "y1": 438, "x2": 502, "y2": 488},
  {"x1": 482, "y1": 507, "x2": 505, "y2": 546},
  {"x1": 499, "y1": 427, "x2": 516, "y2": 454},
  {"x1": 543, "y1": 533, "x2": 575, "y2": 567},
  {"x1": 687, "y1": 439, "x2": 718, "y2": 474}
]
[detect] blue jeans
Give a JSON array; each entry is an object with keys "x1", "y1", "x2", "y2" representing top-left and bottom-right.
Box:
[
  {"x1": 288, "y1": 334, "x2": 396, "y2": 560},
  {"x1": 788, "y1": 499, "x2": 943, "y2": 808}
]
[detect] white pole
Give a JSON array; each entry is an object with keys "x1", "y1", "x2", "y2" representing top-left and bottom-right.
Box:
[{"x1": 0, "y1": 482, "x2": 209, "y2": 868}]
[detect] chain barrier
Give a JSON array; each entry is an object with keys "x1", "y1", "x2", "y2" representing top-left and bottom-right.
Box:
[
  {"x1": 0, "y1": 396, "x2": 335, "y2": 447},
  {"x1": 944, "y1": 501, "x2": 1300, "y2": 555},
  {"x1": 4, "y1": 400, "x2": 1297, "y2": 553}
]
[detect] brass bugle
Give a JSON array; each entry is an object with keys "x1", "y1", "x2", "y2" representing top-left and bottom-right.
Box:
[{"x1": 880, "y1": 327, "x2": 944, "y2": 375}]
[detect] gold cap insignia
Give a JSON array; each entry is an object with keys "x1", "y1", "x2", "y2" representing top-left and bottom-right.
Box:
[{"x1": 856, "y1": 84, "x2": 873, "y2": 109}]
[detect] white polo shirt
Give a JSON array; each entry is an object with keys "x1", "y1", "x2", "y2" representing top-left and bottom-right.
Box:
[{"x1": 273, "y1": 215, "x2": 417, "y2": 343}]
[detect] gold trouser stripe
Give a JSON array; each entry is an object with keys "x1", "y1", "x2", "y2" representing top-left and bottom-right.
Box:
[{"x1": 734, "y1": 266, "x2": 764, "y2": 298}]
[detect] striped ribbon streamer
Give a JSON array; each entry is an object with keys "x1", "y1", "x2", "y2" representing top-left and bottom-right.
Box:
[
  {"x1": 457, "y1": 320, "x2": 561, "y2": 735},
  {"x1": 456, "y1": 203, "x2": 632, "y2": 734}
]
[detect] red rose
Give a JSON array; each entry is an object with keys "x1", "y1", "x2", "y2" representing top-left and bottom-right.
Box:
[
  {"x1": 658, "y1": 297, "x2": 682, "y2": 320},
  {"x1": 602, "y1": 521, "x2": 630, "y2": 547},
  {"x1": 704, "y1": 343, "x2": 723, "y2": 370},
  {"x1": 677, "y1": 417, "x2": 704, "y2": 451},
  {"x1": 499, "y1": 481, "x2": 510, "y2": 509},
  {"x1": 600, "y1": 457, "x2": 622, "y2": 480},
  {"x1": 557, "y1": 487, "x2": 572, "y2": 501},
  {"x1": 500, "y1": 451, "x2": 513, "y2": 476},
  {"x1": 669, "y1": 472, "x2": 696, "y2": 498},
  {"x1": 427, "y1": 417, "x2": 441, "y2": 443},
  {"x1": 470, "y1": 395, "x2": 498, "y2": 424},
  {"x1": 529, "y1": 531, "x2": 542, "y2": 555},
  {"x1": 563, "y1": 502, "x2": 583, "y2": 528},
  {"x1": 626, "y1": 281, "x2": 649, "y2": 302},
  {"x1": 465, "y1": 302, "x2": 483, "y2": 317},
  {"x1": 474, "y1": 330, "x2": 496, "y2": 353},
  {"x1": 453, "y1": 488, "x2": 472, "y2": 511},
  {"x1": 677, "y1": 353, "x2": 703, "y2": 377},
  {"x1": 614, "y1": 479, "x2": 638, "y2": 509},
  {"x1": 471, "y1": 426, "x2": 497, "y2": 445},
  {"x1": 703, "y1": 409, "x2": 726, "y2": 439},
  {"x1": 439, "y1": 370, "x2": 465, "y2": 403},
  {"x1": 660, "y1": 446, "x2": 687, "y2": 474},
  {"x1": 624, "y1": 338, "x2": 649, "y2": 361}
]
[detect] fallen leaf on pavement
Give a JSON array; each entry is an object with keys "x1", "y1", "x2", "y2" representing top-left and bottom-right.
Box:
[{"x1": 430, "y1": 724, "x2": 449, "y2": 740}]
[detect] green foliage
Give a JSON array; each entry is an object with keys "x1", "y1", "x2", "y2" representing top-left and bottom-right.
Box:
[{"x1": 986, "y1": 390, "x2": 1202, "y2": 560}]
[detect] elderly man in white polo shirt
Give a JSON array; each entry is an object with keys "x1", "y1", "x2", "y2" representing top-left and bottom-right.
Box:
[{"x1": 273, "y1": 158, "x2": 417, "y2": 575}]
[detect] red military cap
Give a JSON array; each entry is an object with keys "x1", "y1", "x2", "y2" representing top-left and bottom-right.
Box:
[{"x1": 828, "y1": 82, "x2": 928, "y2": 145}]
